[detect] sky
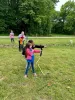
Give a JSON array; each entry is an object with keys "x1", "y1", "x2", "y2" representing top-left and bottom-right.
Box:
[{"x1": 55, "y1": 0, "x2": 75, "y2": 11}]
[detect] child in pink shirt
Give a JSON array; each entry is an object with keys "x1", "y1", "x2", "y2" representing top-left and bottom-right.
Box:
[
  {"x1": 24, "y1": 43, "x2": 41, "y2": 78},
  {"x1": 9, "y1": 30, "x2": 14, "y2": 42}
]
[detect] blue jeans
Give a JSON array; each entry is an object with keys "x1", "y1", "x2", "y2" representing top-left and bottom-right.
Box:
[{"x1": 25, "y1": 61, "x2": 35, "y2": 75}]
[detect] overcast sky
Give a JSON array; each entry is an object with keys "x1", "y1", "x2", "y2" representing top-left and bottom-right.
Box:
[{"x1": 55, "y1": 0, "x2": 75, "y2": 11}]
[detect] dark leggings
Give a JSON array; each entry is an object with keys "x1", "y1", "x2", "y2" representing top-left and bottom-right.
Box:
[
  {"x1": 11, "y1": 38, "x2": 14, "y2": 42},
  {"x1": 19, "y1": 41, "x2": 24, "y2": 51},
  {"x1": 25, "y1": 61, "x2": 35, "y2": 75}
]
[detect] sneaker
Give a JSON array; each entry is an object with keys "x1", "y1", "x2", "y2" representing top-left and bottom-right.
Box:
[
  {"x1": 24, "y1": 75, "x2": 28, "y2": 78},
  {"x1": 33, "y1": 73, "x2": 37, "y2": 77}
]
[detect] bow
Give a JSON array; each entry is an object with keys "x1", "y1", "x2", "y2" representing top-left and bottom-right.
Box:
[
  {"x1": 35, "y1": 47, "x2": 45, "y2": 75},
  {"x1": 36, "y1": 45, "x2": 47, "y2": 75},
  {"x1": 40, "y1": 48, "x2": 43, "y2": 56}
]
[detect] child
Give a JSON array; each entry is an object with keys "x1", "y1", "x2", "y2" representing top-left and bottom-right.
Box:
[
  {"x1": 24, "y1": 43, "x2": 41, "y2": 78},
  {"x1": 28, "y1": 40, "x2": 45, "y2": 49},
  {"x1": 9, "y1": 30, "x2": 14, "y2": 42},
  {"x1": 22, "y1": 39, "x2": 45, "y2": 55}
]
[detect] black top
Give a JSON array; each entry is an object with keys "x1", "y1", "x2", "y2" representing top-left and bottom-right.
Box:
[{"x1": 32, "y1": 45, "x2": 44, "y2": 49}]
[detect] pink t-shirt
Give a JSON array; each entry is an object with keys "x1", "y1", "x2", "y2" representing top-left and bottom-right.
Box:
[
  {"x1": 10, "y1": 32, "x2": 14, "y2": 38},
  {"x1": 26, "y1": 48, "x2": 40, "y2": 60}
]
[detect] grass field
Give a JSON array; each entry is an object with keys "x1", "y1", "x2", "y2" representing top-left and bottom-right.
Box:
[{"x1": 0, "y1": 37, "x2": 75, "y2": 100}]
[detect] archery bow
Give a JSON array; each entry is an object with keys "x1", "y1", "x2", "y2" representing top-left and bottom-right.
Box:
[{"x1": 36, "y1": 47, "x2": 45, "y2": 75}]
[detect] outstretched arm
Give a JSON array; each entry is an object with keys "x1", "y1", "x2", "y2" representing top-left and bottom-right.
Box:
[
  {"x1": 32, "y1": 45, "x2": 45, "y2": 49},
  {"x1": 33, "y1": 49, "x2": 41, "y2": 53}
]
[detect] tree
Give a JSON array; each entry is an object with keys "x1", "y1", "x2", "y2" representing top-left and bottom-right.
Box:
[
  {"x1": 0, "y1": 0, "x2": 59, "y2": 35},
  {"x1": 19, "y1": 0, "x2": 58, "y2": 35},
  {"x1": 60, "y1": 0, "x2": 75, "y2": 34},
  {"x1": 0, "y1": 0, "x2": 7, "y2": 33},
  {"x1": 51, "y1": 11, "x2": 64, "y2": 34}
]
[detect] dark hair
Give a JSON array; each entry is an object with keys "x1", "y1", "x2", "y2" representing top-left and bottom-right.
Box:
[
  {"x1": 28, "y1": 40, "x2": 33, "y2": 43},
  {"x1": 25, "y1": 43, "x2": 30, "y2": 48}
]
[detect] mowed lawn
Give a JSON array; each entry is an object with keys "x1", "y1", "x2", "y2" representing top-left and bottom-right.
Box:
[{"x1": 0, "y1": 37, "x2": 75, "y2": 100}]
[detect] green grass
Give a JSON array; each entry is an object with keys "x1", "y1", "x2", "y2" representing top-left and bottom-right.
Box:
[{"x1": 0, "y1": 38, "x2": 75, "y2": 100}]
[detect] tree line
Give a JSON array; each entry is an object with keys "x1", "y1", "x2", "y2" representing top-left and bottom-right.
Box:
[{"x1": 0, "y1": 0, "x2": 75, "y2": 35}]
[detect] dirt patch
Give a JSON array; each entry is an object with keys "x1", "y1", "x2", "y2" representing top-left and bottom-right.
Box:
[{"x1": 0, "y1": 44, "x2": 18, "y2": 48}]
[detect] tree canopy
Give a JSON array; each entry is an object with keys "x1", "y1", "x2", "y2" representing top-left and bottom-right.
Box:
[
  {"x1": 0, "y1": 0, "x2": 75, "y2": 35},
  {"x1": 52, "y1": 0, "x2": 75, "y2": 35}
]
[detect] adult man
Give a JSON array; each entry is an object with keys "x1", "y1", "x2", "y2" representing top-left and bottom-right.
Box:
[{"x1": 18, "y1": 31, "x2": 25, "y2": 51}]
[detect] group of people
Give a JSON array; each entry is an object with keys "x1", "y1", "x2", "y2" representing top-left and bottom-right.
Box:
[
  {"x1": 9, "y1": 30, "x2": 45, "y2": 78},
  {"x1": 9, "y1": 30, "x2": 26, "y2": 51},
  {"x1": 22, "y1": 40, "x2": 45, "y2": 78}
]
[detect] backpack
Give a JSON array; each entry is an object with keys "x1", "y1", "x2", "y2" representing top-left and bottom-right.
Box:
[{"x1": 22, "y1": 46, "x2": 27, "y2": 58}]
